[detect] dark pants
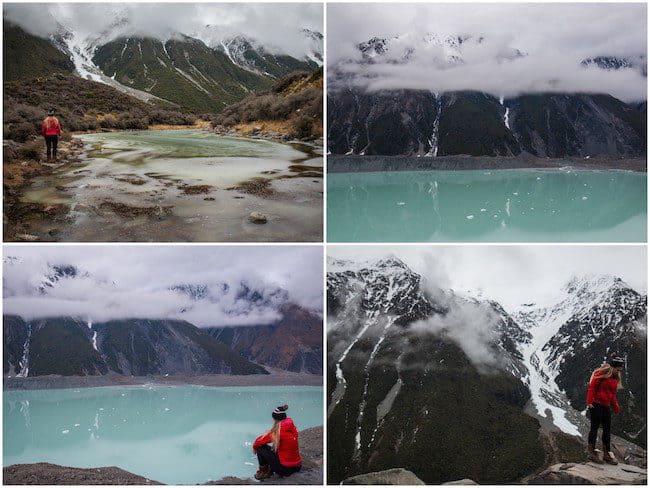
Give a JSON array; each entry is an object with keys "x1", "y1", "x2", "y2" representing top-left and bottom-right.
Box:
[
  {"x1": 45, "y1": 135, "x2": 58, "y2": 160},
  {"x1": 588, "y1": 403, "x2": 612, "y2": 452},
  {"x1": 256, "y1": 445, "x2": 301, "y2": 477}
]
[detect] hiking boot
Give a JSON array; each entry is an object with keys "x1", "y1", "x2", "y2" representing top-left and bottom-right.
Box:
[
  {"x1": 604, "y1": 451, "x2": 619, "y2": 465},
  {"x1": 254, "y1": 465, "x2": 272, "y2": 480},
  {"x1": 587, "y1": 445, "x2": 604, "y2": 464}
]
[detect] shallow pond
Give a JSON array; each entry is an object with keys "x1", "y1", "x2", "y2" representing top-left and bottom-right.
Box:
[{"x1": 20, "y1": 130, "x2": 323, "y2": 242}]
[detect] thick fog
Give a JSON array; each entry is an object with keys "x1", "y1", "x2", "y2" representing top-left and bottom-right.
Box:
[
  {"x1": 328, "y1": 3, "x2": 647, "y2": 101},
  {"x1": 3, "y1": 3, "x2": 322, "y2": 58},
  {"x1": 3, "y1": 246, "x2": 323, "y2": 326}
]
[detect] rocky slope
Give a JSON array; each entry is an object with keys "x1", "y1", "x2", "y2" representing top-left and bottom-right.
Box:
[
  {"x1": 326, "y1": 256, "x2": 647, "y2": 483},
  {"x1": 514, "y1": 275, "x2": 647, "y2": 447},
  {"x1": 327, "y1": 257, "x2": 546, "y2": 484},
  {"x1": 4, "y1": 17, "x2": 322, "y2": 113},
  {"x1": 328, "y1": 34, "x2": 646, "y2": 158},
  {"x1": 208, "y1": 303, "x2": 323, "y2": 374},
  {"x1": 3, "y1": 315, "x2": 267, "y2": 377}
]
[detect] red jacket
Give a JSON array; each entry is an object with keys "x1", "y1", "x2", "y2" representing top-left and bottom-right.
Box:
[
  {"x1": 253, "y1": 418, "x2": 302, "y2": 467},
  {"x1": 42, "y1": 117, "x2": 62, "y2": 137},
  {"x1": 587, "y1": 371, "x2": 621, "y2": 413}
]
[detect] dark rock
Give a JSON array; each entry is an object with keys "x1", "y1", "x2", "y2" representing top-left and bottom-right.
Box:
[{"x1": 3, "y1": 462, "x2": 161, "y2": 485}]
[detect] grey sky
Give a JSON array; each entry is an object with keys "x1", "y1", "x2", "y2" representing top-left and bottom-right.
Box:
[
  {"x1": 4, "y1": 246, "x2": 323, "y2": 326},
  {"x1": 328, "y1": 245, "x2": 647, "y2": 311},
  {"x1": 328, "y1": 3, "x2": 647, "y2": 101},
  {"x1": 3, "y1": 3, "x2": 322, "y2": 57}
]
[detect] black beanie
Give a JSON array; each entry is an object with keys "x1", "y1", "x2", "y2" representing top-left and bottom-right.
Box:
[
  {"x1": 272, "y1": 404, "x2": 288, "y2": 421},
  {"x1": 609, "y1": 354, "x2": 625, "y2": 369}
]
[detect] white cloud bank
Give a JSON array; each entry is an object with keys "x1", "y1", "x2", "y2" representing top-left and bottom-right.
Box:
[
  {"x1": 328, "y1": 3, "x2": 647, "y2": 102},
  {"x1": 3, "y1": 3, "x2": 322, "y2": 58},
  {"x1": 3, "y1": 246, "x2": 323, "y2": 327}
]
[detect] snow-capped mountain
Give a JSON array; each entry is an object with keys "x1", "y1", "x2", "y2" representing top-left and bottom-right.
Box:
[
  {"x1": 326, "y1": 257, "x2": 647, "y2": 483},
  {"x1": 354, "y1": 33, "x2": 524, "y2": 66},
  {"x1": 328, "y1": 33, "x2": 646, "y2": 157},
  {"x1": 327, "y1": 257, "x2": 543, "y2": 484},
  {"x1": 211, "y1": 29, "x2": 322, "y2": 77},
  {"x1": 3, "y1": 258, "x2": 322, "y2": 377},
  {"x1": 12, "y1": 10, "x2": 321, "y2": 111},
  {"x1": 514, "y1": 275, "x2": 646, "y2": 441}
]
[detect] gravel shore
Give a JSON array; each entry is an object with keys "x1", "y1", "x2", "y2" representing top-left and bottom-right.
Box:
[{"x1": 4, "y1": 369, "x2": 322, "y2": 391}]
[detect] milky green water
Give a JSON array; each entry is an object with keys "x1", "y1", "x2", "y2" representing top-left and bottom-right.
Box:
[
  {"x1": 19, "y1": 130, "x2": 323, "y2": 242},
  {"x1": 4, "y1": 385, "x2": 322, "y2": 484},
  {"x1": 327, "y1": 169, "x2": 647, "y2": 242}
]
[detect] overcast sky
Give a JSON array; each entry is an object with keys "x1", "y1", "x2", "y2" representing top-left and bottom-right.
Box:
[
  {"x1": 3, "y1": 246, "x2": 322, "y2": 326},
  {"x1": 3, "y1": 3, "x2": 322, "y2": 57},
  {"x1": 328, "y1": 3, "x2": 647, "y2": 101},
  {"x1": 328, "y1": 245, "x2": 647, "y2": 311}
]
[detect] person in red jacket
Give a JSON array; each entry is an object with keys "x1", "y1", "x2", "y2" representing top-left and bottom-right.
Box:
[
  {"x1": 41, "y1": 109, "x2": 62, "y2": 161},
  {"x1": 586, "y1": 354, "x2": 624, "y2": 465},
  {"x1": 252, "y1": 404, "x2": 302, "y2": 480}
]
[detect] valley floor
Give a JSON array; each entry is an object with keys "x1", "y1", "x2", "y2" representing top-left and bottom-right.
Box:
[
  {"x1": 328, "y1": 154, "x2": 647, "y2": 173},
  {"x1": 3, "y1": 369, "x2": 322, "y2": 391}
]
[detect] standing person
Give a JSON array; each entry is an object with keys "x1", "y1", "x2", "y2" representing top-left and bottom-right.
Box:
[
  {"x1": 41, "y1": 109, "x2": 62, "y2": 161},
  {"x1": 253, "y1": 404, "x2": 302, "y2": 480},
  {"x1": 586, "y1": 354, "x2": 624, "y2": 465}
]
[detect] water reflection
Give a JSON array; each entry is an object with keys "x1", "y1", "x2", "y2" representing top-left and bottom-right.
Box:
[
  {"x1": 327, "y1": 169, "x2": 647, "y2": 242},
  {"x1": 4, "y1": 385, "x2": 322, "y2": 484}
]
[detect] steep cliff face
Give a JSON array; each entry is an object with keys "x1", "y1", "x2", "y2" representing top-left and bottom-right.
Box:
[
  {"x1": 328, "y1": 89, "x2": 646, "y2": 158},
  {"x1": 3, "y1": 316, "x2": 268, "y2": 377}
]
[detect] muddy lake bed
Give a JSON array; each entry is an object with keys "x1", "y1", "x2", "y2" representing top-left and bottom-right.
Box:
[{"x1": 14, "y1": 130, "x2": 323, "y2": 242}]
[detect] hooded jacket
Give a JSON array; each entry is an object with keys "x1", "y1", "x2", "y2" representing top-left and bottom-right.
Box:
[
  {"x1": 587, "y1": 371, "x2": 621, "y2": 413},
  {"x1": 42, "y1": 116, "x2": 62, "y2": 137},
  {"x1": 253, "y1": 417, "x2": 302, "y2": 467}
]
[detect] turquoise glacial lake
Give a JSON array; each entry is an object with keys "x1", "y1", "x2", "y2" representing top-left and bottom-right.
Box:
[
  {"x1": 327, "y1": 169, "x2": 647, "y2": 242},
  {"x1": 4, "y1": 385, "x2": 322, "y2": 484}
]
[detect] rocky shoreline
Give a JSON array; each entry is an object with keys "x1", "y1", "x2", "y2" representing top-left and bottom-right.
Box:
[
  {"x1": 328, "y1": 154, "x2": 647, "y2": 173},
  {"x1": 3, "y1": 426, "x2": 323, "y2": 485},
  {"x1": 4, "y1": 369, "x2": 322, "y2": 391}
]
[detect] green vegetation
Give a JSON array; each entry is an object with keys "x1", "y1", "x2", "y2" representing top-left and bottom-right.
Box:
[
  {"x1": 328, "y1": 335, "x2": 547, "y2": 484},
  {"x1": 93, "y1": 36, "x2": 271, "y2": 113},
  {"x1": 212, "y1": 68, "x2": 323, "y2": 140},
  {"x1": 4, "y1": 74, "x2": 196, "y2": 144},
  {"x1": 439, "y1": 92, "x2": 520, "y2": 156},
  {"x1": 29, "y1": 318, "x2": 107, "y2": 376},
  {"x1": 3, "y1": 21, "x2": 74, "y2": 81},
  {"x1": 3, "y1": 315, "x2": 28, "y2": 374}
]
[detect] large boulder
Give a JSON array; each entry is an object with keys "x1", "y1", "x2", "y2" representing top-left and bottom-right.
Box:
[
  {"x1": 524, "y1": 462, "x2": 647, "y2": 484},
  {"x1": 342, "y1": 468, "x2": 425, "y2": 485}
]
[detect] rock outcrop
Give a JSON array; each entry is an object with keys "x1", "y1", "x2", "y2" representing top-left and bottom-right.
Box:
[
  {"x1": 207, "y1": 426, "x2": 323, "y2": 485},
  {"x1": 4, "y1": 427, "x2": 322, "y2": 486},
  {"x1": 3, "y1": 463, "x2": 161, "y2": 485},
  {"x1": 523, "y1": 462, "x2": 647, "y2": 484},
  {"x1": 342, "y1": 468, "x2": 425, "y2": 485}
]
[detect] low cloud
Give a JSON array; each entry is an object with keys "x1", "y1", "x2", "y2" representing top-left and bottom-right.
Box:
[
  {"x1": 3, "y1": 246, "x2": 322, "y2": 326},
  {"x1": 4, "y1": 3, "x2": 322, "y2": 59},
  {"x1": 410, "y1": 288, "x2": 502, "y2": 369},
  {"x1": 328, "y1": 3, "x2": 647, "y2": 102}
]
